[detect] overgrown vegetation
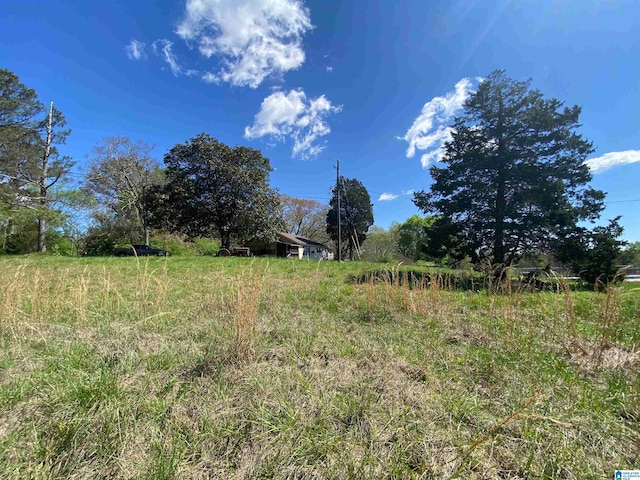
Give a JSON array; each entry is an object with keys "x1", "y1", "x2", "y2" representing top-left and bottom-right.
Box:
[
  {"x1": 2, "y1": 69, "x2": 632, "y2": 289},
  {"x1": 1, "y1": 256, "x2": 638, "y2": 478}
]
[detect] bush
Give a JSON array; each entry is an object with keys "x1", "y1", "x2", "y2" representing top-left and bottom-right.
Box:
[
  {"x1": 82, "y1": 235, "x2": 116, "y2": 256},
  {"x1": 49, "y1": 237, "x2": 75, "y2": 256},
  {"x1": 150, "y1": 234, "x2": 220, "y2": 256},
  {"x1": 557, "y1": 217, "x2": 626, "y2": 287},
  {"x1": 193, "y1": 237, "x2": 221, "y2": 256}
]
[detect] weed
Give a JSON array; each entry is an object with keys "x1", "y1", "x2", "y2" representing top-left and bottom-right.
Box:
[{"x1": 232, "y1": 266, "x2": 264, "y2": 363}]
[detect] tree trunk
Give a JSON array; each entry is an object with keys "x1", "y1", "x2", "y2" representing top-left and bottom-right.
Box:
[
  {"x1": 2, "y1": 219, "x2": 11, "y2": 251},
  {"x1": 38, "y1": 102, "x2": 54, "y2": 253},
  {"x1": 492, "y1": 100, "x2": 507, "y2": 281},
  {"x1": 493, "y1": 179, "x2": 505, "y2": 264},
  {"x1": 38, "y1": 218, "x2": 46, "y2": 253}
]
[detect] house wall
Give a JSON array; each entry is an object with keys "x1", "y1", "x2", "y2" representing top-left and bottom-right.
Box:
[
  {"x1": 303, "y1": 246, "x2": 334, "y2": 260},
  {"x1": 251, "y1": 238, "x2": 334, "y2": 260}
]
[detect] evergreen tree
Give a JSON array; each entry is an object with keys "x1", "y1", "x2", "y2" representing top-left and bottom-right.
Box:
[
  {"x1": 326, "y1": 176, "x2": 373, "y2": 260},
  {"x1": 557, "y1": 217, "x2": 626, "y2": 287},
  {"x1": 414, "y1": 70, "x2": 604, "y2": 276}
]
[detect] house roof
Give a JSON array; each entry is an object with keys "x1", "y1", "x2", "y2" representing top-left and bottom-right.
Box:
[{"x1": 277, "y1": 232, "x2": 328, "y2": 248}]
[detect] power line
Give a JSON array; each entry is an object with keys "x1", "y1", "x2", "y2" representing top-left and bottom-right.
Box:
[{"x1": 605, "y1": 199, "x2": 640, "y2": 204}]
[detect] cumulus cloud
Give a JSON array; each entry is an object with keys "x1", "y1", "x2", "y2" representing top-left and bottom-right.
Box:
[
  {"x1": 125, "y1": 40, "x2": 147, "y2": 61},
  {"x1": 176, "y1": 0, "x2": 312, "y2": 88},
  {"x1": 378, "y1": 193, "x2": 399, "y2": 202},
  {"x1": 402, "y1": 78, "x2": 477, "y2": 168},
  {"x1": 585, "y1": 150, "x2": 640, "y2": 174},
  {"x1": 244, "y1": 89, "x2": 341, "y2": 159}
]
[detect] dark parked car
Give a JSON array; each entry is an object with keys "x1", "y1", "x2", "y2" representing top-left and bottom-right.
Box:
[{"x1": 114, "y1": 244, "x2": 170, "y2": 257}]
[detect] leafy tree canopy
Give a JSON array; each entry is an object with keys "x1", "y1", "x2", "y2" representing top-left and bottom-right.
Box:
[
  {"x1": 396, "y1": 215, "x2": 434, "y2": 261},
  {"x1": 0, "y1": 69, "x2": 43, "y2": 147},
  {"x1": 616, "y1": 241, "x2": 640, "y2": 266},
  {"x1": 414, "y1": 70, "x2": 605, "y2": 274},
  {"x1": 150, "y1": 133, "x2": 282, "y2": 249},
  {"x1": 360, "y1": 224, "x2": 400, "y2": 263}
]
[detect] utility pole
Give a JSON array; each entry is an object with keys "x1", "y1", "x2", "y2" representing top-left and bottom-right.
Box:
[{"x1": 336, "y1": 159, "x2": 341, "y2": 262}]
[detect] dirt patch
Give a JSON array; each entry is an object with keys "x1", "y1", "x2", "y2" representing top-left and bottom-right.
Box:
[{"x1": 563, "y1": 339, "x2": 640, "y2": 373}]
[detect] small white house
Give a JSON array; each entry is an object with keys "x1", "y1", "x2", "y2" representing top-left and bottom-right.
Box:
[
  {"x1": 247, "y1": 233, "x2": 333, "y2": 260},
  {"x1": 276, "y1": 233, "x2": 334, "y2": 260}
]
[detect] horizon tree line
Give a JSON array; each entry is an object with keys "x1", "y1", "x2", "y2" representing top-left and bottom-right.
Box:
[{"x1": 1, "y1": 67, "x2": 634, "y2": 284}]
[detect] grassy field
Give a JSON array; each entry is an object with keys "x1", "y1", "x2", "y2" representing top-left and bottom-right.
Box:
[{"x1": 0, "y1": 255, "x2": 638, "y2": 479}]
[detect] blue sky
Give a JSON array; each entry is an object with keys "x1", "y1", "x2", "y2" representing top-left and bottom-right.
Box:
[{"x1": 2, "y1": 0, "x2": 639, "y2": 240}]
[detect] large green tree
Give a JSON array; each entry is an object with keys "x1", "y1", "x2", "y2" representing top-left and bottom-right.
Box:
[
  {"x1": 151, "y1": 133, "x2": 281, "y2": 249},
  {"x1": 414, "y1": 70, "x2": 604, "y2": 275},
  {"x1": 0, "y1": 69, "x2": 43, "y2": 151},
  {"x1": 326, "y1": 176, "x2": 374, "y2": 260},
  {"x1": 85, "y1": 137, "x2": 163, "y2": 245},
  {"x1": 1, "y1": 69, "x2": 44, "y2": 226},
  {"x1": 0, "y1": 69, "x2": 73, "y2": 253}
]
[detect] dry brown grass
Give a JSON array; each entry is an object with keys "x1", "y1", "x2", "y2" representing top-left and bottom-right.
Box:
[
  {"x1": 232, "y1": 266, "x2": 264, "y2": 363},
  {"x1": 0, "y1": 256, "x2": 638, "y2": 479}
]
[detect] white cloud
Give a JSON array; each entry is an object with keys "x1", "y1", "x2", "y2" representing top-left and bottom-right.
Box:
[
  {"x1": 377, "y1": 190, "x2": 415, "y2": 202},
  {"x1": 585, "y1": 150, "x2": 640, "y2": 174},
  {"x1": 201, "y1": 72, "x2": 218, "y2": 84},
  {"x1": 152, "y1": 40, "x2": 182, "y2": 76},
  {"x1": 176, "y1": 0, "x2": 312, "y2": 88},
  {"x1": 125, "y1": 40, "x2": 147, "y2": 61},
  {"x1": 402, "y1": 78, "x2": 477, "y2": 168},
  {"x1": 378, "y1": 193, "x2": 399, "y2": 202},
  {"x1": 326, "y1": 66, "x2": 334, "y2": 73},
  {"x1": 151, "y1": 39, "x2": 198, "y2": 77},
  {"x1": 244, "y1": 89, "x2": 341, "y2": 159}
]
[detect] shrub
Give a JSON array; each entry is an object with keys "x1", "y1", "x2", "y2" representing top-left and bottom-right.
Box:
[{"x1": 557, "y1": 217, "x2": 626, "y2": 287}]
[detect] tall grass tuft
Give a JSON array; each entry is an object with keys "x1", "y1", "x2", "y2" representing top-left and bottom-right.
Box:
[
  {"x1": 232, "y1": 266, "x2": 264, "y2": 363},
  {"x1": 594, "y1": 276, "x2": 623, "y2": 365},
  {"x1": 558, "y1": 276, "x2": 576, "y2": 338}
]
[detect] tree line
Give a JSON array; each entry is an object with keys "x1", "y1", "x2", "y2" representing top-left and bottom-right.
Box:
[
  {"x1": 1, "y1": 67, "x2": 635, "y2": 284},
  {"x1": 0, "y1": 68, "x2": 374, "y2": 258}
]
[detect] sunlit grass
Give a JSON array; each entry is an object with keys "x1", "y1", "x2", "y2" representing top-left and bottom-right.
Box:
[{"x1": 0, "y1": 255, "x2": 638, "y2": 478}]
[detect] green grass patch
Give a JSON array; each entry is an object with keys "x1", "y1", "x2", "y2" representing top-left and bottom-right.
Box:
[{"x1": 0, "y1": 255, "x2": 638, "y2": 478}]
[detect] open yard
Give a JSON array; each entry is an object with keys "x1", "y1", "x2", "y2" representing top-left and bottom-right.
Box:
[{"x1": 0, "y1": 256, "x2": 638, "y2": 479}]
